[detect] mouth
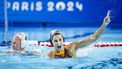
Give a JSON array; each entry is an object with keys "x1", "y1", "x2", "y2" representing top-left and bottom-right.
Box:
[{"x1": 57, "y1": 45, "x2": 61, "y2": 49}]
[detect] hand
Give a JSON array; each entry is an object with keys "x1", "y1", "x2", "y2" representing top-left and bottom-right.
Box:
[
  {"x1": 103, "y1": 10, "x2": 111, "y2": 25},
  {"x1": 48, "y1": 51, "x2": 55, "y2": 59}
]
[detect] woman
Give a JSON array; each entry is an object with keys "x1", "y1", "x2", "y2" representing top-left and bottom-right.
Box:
[
  {"x1": 11, "y1": 32, "x2": 42, "y2": 55},
  {"x1": 11, "y1": 32, "x2": 28, "y2": 52},
  {"x1": 48, "y1": 11, "x2": 111, "y2": 59},
  {"x1": 0, "y1": 33, "x2": 42, "y2": 55},
  {"x1": 0, "y1": 33, "x2": 28, "y2": 54}
]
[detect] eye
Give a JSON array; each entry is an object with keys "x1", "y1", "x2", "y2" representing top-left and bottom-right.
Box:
[
  {"x1": 59, "y1": 39, "x2": 62, "y2": 41},
  {"x1": 54, "y1": 40, "x2": 58, "y2": 42}
]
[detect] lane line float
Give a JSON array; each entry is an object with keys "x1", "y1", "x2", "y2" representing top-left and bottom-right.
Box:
[{"x1": 26, "y1": 40, "x2": 122, "y2": 47}]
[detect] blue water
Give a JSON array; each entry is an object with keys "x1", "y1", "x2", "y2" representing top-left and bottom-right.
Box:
[{"x1": 0, "y1": 27, "x2": 122, "y2": 69}]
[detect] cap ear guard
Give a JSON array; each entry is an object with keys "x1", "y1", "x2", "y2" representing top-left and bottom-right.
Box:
[{"x1": 19, "y1": 33, "x2": 28, "y2": 49}]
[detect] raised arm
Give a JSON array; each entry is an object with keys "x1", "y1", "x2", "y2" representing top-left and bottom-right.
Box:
[{"x1": 70, "y1": 10, "x2": 111, "y2": 49}]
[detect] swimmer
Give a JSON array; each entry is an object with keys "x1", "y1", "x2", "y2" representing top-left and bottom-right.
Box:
[
  {"x1": 48, "y1": 10, "x2": 111, "y2": 58},
  {"x1": 0, "y1": 32, "x2": 42, "y2": 55},
  {"x1": 11, "y1": 32, "x2": 27, "y2": 52},
  {"x1": 0, "y1": 33, "x2": 26, "y2": 54},
  {"x1": 11, "y1": 32, "x2": 43, "y2": 55}
]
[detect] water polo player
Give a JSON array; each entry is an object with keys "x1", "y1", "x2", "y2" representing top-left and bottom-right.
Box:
[{"x1": 48, "y1": 10, "x2": 111, "y2": 58}]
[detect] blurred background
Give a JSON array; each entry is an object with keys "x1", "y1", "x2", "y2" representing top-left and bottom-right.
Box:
[{"x1": 0, "y1": 0, "x2": 122, "y2": 46}]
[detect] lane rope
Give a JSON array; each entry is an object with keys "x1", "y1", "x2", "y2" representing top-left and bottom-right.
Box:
[{"x1": 26, "y1": 40, "x2": 122, "y2": 47}]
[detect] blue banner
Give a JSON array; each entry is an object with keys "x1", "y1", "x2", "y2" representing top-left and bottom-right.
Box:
[{"x1": 0, "y1": 0, "x2": 121, "y2": 23}]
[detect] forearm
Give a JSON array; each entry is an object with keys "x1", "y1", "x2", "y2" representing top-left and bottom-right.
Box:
[
  {"x1": 75, "y1": 22, "x2": 107, "y2": 46},
  {"x1": 74, "y1": 22, "x2": 108, "y2": 49},
  {"x1": 91, "y1": 22, "x2": 107, "y2": 40},
  {"x1": 0, "y1": 50, "x2": 13, "y2": 54},
  {"x1": 92, "y1": 10, "x2": 110, "y2": 39}
]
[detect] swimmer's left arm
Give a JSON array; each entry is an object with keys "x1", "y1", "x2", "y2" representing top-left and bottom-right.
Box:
[
  {"x1": 70, "y1": 10, "x2": 111, "y2": 49},
  {"x1": 89, "y1": 10, "x2": 111, "y2": 41}
]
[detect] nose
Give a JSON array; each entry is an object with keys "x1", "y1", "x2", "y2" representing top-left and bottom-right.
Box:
[{"x1": 57, "y1": 41, "x2": 62, "y2": 45}]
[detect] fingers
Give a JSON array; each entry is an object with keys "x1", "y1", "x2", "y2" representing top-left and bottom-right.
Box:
[{"x1": 107, "y1": 10, "x2": 111, "y2": 17}]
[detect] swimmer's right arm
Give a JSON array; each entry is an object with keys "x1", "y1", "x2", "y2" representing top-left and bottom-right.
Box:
[
  {"x1": 0, "y1": 51, "x2": 7, "y2": 54},
  {"x1": 48, "y1": 51, "x2": 55, "y2": 59},
  {"x1": 0, "y1": 50, "x2": 15, "y2": 54}
]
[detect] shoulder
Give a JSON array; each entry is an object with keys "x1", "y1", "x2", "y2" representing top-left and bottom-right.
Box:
[{"x1": 65, "y1": 41, "x2": 77, "y2": 50}]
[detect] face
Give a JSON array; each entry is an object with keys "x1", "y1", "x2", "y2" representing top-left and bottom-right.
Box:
[
  {"x1": 12, "y1": 37, "x2": 21, "y2": 51},
  {"x1": 52, "y1": 34, "x2": 64, "y2": 51}
]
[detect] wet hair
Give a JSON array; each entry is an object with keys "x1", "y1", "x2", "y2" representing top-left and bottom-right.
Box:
[{"x1": 50, "y1": 30, "x2": 64, "y2": 45}]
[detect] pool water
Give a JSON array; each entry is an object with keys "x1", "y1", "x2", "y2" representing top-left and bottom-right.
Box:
[{"x1": 0, "y1": 27, "x2": 122, "y2": 69}]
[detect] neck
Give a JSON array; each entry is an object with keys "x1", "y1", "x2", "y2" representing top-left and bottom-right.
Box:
[{"x1": 55, "y1": 47, "x2": 64, "y2": 52}]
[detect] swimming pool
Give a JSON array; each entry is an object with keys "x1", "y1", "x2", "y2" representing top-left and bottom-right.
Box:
[{"x1": 0, "y1": 27, "x2": 122, "y2": 69}]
